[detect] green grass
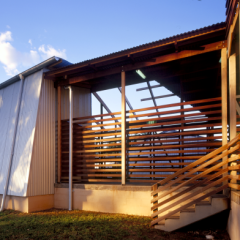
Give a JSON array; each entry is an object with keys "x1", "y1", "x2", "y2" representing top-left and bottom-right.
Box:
[{"x1": 0, "y1": 209, "x2": 230, "y2": 240}]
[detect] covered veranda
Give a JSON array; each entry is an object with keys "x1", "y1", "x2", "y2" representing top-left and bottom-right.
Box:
[{"x1": 44, "y1": 22, "x2": 233, "y2": 190}]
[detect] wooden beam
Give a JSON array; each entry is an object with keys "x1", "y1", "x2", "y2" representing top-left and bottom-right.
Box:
[
  {"x1": 141, "y1": 93, "x2": 175, "y2": 101},
  {"x1": 57, "y1": 86, "x2": 61, "y2": 183},
  {"x1": 136, "y1": 84, "x2": 161, "y2": 91},
  {"x1": 45, "y1": 27, "x2": 225, "y2": 78},
  {"x1": 227, "y1": 4, "x2": 239, "y2": 58},
  {"x1": 67, "y1": 41, "x2": 225, "y2": 85},
  {"x1": 121, "y1": 70, "x2": 126, "y2": 185}
]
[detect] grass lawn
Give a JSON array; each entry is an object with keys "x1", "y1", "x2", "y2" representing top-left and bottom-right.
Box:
[{"x1": 0, "y1": 209, "x2": 230, "y2": 240}]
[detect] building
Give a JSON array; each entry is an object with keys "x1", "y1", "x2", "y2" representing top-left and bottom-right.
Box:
[{"x1": 0, "y1": 1, "x2": 240, "y2": 239}]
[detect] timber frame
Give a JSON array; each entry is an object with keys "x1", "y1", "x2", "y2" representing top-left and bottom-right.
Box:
[{"x1": 50, "y1": 2, "x2": 240, "y2": 185}]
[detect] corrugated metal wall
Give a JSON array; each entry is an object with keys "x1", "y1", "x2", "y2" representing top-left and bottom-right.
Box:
[
  {"x1": 55, "y1": 86, "x2": 91, "y2": 183},
  {"x1": 27, "y1": 78, "x2": 55, "y2": 196},
  {"x1": 0, "y1": 81, "x2": 21, "y2": 194},
  {"x1": 7, "y1": 70, "x2": 43, "y2": 196},
  {"x1": 0, "y1": 75, "x2": 91, "y2": 197},
  {"x1": 61, "y1": 86, "x2": 91, "y2": 119}
]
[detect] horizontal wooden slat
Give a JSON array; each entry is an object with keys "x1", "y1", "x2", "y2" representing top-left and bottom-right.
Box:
[
  {"x1": 228, "y1": 183, "x2": 240, "y2": 190},
  {"x1": 151, "y1": 168, "x2": 227, "y2": 211},
  {"x1": 128, "y1": 97, "x2": 221, "y2": 114},
  {"x1": 71, "y1": 108, "x2": 222, "y2": 131},
  {"x1": 228, "y1": 165, "x2": 240, "y2": 170},
  {"x1": 128, "y1": 109, "x2": 222, "y2": 125},
  {"x1": 128, "y1": 116, "x2": 221, "y2": 131},
  {"x1": 151, "y1": 139, "x2": 240, "y2": 195},
  {"x1": 74, "y1": 122, "x2": 222, "y2": 139},
  {"x1": 72, "y1": 142, "x2": 221, "y2": 154},
  {"x1": 61, "y1": 174, "x2": 121, "y2": 177},
  {"x1": 65, "y1": 136, "x2": 222, "y2": 149},
  {"x1": 62, "y1": 149, "x2": 216, "y2": 156},
  {"x1": 228, "y1": 175, "x2": 240, "y2": 180},
  {"x1": 150, "y1": 179, "x2": 228, "y2": 224},
  {"x1": 76, "y1": 116, "x2": 221, "y2": 135},
  {"x1": 62, "y1": 97, "x2": 221, "y2": 124}
]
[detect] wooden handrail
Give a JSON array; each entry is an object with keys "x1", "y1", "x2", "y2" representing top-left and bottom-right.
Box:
[
  {"x1": 150, "y1": 133, "x2": 240, "y2": 227},
  {"x1": 151, "y1": 168, "x2": 228, "y2": 211},
  {"x1": 151, "y1": 157, "x2": 230, "y2": 203},
  {"x1": 151, "y1": 175, "x2": 228, "y2": 219},
  {"x1": 150, "y1": 183, "x2": 228, "y2": 226},
  {"x1": 151, "y1": 134, "x2": 240, "y2": 192}
]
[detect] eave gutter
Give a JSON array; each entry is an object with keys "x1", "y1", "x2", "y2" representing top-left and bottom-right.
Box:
[{"x1": 0, "y1": 56, "x2": 60, "y2": 90}]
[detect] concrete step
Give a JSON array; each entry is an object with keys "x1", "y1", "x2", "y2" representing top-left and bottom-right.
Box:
[
  {"x1": 154, "y1": 195, "x2": 229, "y2": 232},
  {"x1": 196, "y1": 201, "x2": 211, "y2": 206},
  {"x1": 181, "y1": 207, "x2": 195, "y2": 212}
]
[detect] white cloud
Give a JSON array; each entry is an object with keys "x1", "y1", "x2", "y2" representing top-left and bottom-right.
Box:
[
  {"x1": 0, "y1": 31, "x2": 67, "y2": 77},
  {"x1": 39, "y1": 45, "x2": 66, "y2": 59}
]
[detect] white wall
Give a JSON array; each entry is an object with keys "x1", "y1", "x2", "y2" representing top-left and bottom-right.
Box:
[
  {"x1": 0, "y1": 81, "x2": 21, "y2": 194},
  {"x1": 7, "y1": 70, "x2": 43, "y2": 196}
]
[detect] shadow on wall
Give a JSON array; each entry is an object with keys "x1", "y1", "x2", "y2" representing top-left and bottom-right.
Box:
[{"x1": 54, "y1": 186, "x2": 151, "y2": 216}]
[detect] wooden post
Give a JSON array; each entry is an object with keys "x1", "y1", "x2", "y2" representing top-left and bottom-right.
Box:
[
  {"x1": 229, "y1": 53, "x2": 237, "y2": 183},
  {"x1": 69, "y1": 86, "x2": 73, "y2": 210},
  {"x1": 121, "y1": 69, "x2": 126, "y2": 185},
  {"x1": 229, "y1": 54, "x2": 237, "y2": 140},
  {"x1": 221, "y1": 48, "x2": 228, "y2": 191},
  {"x1": 221, "y1": 48, "x2": 228, "y2": 147},
  {"x1": 57, "y1": 85, "x2": 61, "y2": 183}
]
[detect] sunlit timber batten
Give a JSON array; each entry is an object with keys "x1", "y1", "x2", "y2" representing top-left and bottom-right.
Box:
[
  {"x1": 68, "y1": 86, "x2": 73, "y2": 210},
  {"x1": 58, "y1": 85, "x2": 62, "y2": 183},
  {"x1": 121, "y1": 68, "x2": 126, "y2": 185},
  {"x1": 221, "y1": 47, "x2": 228, "y2": 191}
]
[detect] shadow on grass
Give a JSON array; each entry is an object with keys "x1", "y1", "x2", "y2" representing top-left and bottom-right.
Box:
[{"x1": 0, "y1": 209, "x2": 231, "y2": 240}]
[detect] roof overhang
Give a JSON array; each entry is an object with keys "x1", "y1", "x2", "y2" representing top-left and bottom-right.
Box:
[{"x1": 44, "y1": 22, "x2": 226, "y2": 86}]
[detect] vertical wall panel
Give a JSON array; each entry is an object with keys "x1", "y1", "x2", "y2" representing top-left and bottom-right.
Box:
[
  {"x1": 61, "y1": 86, "x2": 91, "y2": 120},
  {"x1": 0, "y1": 81, "x2": 21, "y2": 194},
  {"x1": 56, "y1": 86, "x2": 91, "y2": 182},
  {"x1": 27, "y1": 78, "x2": 55, "y2": 196},
  {"x1": 8, "y1": 70, "x2": 43, "y2": 196}
]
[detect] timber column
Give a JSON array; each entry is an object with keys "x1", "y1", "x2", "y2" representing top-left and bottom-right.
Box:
[
  {"x1": 57, "y1": 86, "x2": 61, "y2": 183},
  {"x1": 221, "y1": 48, "x2": 228, "y2": 188},
  {"x1": 69, "y1": 86, "x2": 73, "y2": 210},
  {"x1": 121, "y1": 69, "x2": 126, "y2": 185},
  {"x1": 229, "y1": 53, "x2": 237, "y2": 183}
]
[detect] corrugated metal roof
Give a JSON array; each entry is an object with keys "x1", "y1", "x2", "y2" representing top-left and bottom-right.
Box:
[{"x1": 46, "y1": 22, "x2": 226, "y2": 75}]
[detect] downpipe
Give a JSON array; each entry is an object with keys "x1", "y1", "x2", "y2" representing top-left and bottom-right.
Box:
[
  {"x1": 0, "y1": 74, "x2": 24, "y2": 211},
  {"x1": 64, "y1": 86, "x2": 73, "y2": 210}
]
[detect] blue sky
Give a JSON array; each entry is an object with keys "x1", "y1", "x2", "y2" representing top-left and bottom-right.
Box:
[{"x1": 0, "y1": 0, "x2": 226, "y2": 114}]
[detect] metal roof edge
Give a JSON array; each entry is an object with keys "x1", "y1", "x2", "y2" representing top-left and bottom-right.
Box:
[{"x1": 0, "y1": 56, "x2": 61, "y2": 90}]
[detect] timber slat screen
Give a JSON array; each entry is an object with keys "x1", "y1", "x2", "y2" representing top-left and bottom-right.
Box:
[{"x1": 60, "y1": 97, "x2": 224, "y2": 184}]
